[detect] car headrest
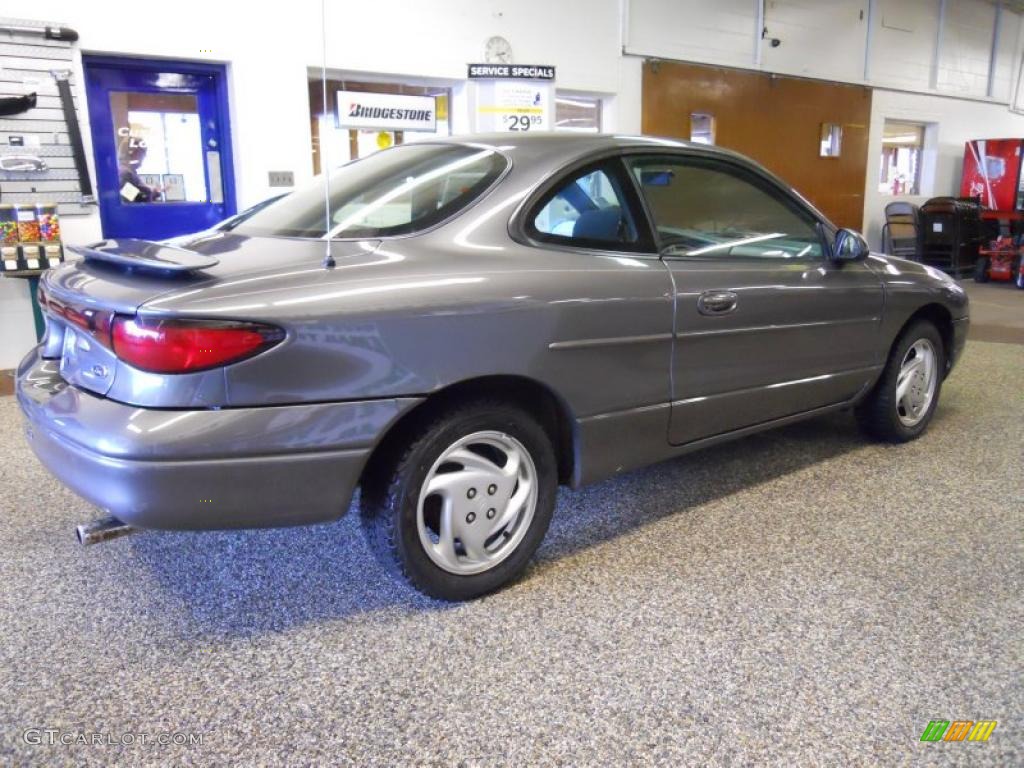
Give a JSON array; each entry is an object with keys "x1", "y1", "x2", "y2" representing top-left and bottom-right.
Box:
[{"x1": 573, "y1": 207, "x2": 623, "y2": 241}]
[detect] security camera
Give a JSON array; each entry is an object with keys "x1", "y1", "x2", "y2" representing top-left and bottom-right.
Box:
[{"x1": 770, "y1": 38, "x2": 781, "y2": 47}]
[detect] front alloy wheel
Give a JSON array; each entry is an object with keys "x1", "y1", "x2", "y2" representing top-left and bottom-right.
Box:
[
  {"x1": 856, "y1": 320, "x2": 945, "y2": 442},
  {"x1": 895, "y1": 339, "x2": 938, "y2": 427}
]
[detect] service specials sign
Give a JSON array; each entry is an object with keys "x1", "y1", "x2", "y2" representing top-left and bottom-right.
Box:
[
  {"x1": 468, "y1": 64, "x2": 555, "y2": 133},
  {"x1": 336, "y1": 91, "x2": 436, "y2": 132}
]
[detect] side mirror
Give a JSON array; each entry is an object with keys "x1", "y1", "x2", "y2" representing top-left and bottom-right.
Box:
[{"x1": 832, "y1": 228, "x2": 869, "y2": 261}]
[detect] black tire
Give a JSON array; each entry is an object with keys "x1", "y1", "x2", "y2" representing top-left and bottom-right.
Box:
[
  {"x1": 856, "y1": 320, "x2": 945, "y2": 443},
  {"x1": 361, "y1": 400, "x2": 557, "y2": 601},
  {"x1": 973, "y1": 256, "x2": 990, "y2": 283}
]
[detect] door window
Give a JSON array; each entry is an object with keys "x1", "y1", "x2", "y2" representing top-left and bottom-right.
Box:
[
  {"x1": 108, "y1": 91, "x2": 206, "y2": 204},
  {"x1": 530, "y1": 165, "x2": 638, "y2": 249},
  {"x1": 554, "y1": 95, "x2": 601, "y2": 133},
  {"x1": 879, "y1": 121, "x2": 926, "y2": 195},
  {"x1": 627, "y1": 156, "x2": 824, "y2": 260},
  {"x1": 689, "y1": 113, "x2": 715, "y2": 145}
]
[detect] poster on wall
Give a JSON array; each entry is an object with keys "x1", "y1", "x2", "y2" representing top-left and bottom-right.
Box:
[
  {"x1": 138, "y1": 174, "x2": 163, "y2": 201},
  {"x1": 336, "y1": 91, "x2": 436, "y2": 132},
  {"x1": 162, "y1": 174, "x2": 186, "y2": 202},
  {"x1": 960, "y1": 139, "x2": 1023, "y2": 211},
  {"x1": 468, "y1": 64, "x2": 555, "y2": 133}
]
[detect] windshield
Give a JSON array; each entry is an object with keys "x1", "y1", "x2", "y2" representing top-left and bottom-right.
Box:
[{"x1": 234, "y1": 144, "x2": 507, "y2": 239}]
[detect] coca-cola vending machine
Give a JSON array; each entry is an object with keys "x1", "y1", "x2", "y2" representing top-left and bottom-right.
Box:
[
  {"x1": 960, "y1": 138, "x2": 1023, "y2": 212},
  {"x1": 960, "y1": 138, "x2": 1024, "y2": 285}
]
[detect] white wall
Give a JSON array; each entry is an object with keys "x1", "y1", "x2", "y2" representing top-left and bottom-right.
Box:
[
  {"x1": 936, "y1": 0, "x2": 997, "y2": 96},
  {"x1": 625, "y1": 0, "x2": 759, "y2": 69},
  {"x1": 627, "y1": 0, "x2": 1024, "y2": 102},
  {"x1": 761, "y1": 0, "x2": 870, "y2": 84}
]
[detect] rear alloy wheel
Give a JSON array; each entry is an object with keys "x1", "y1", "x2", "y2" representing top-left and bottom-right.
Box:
[
  {"x1": 362, "y1": 401, "x2": 556, "y2": 600},
  {"x1": 856, "y1": 320, "x2": 945, "y2": 442},
  {"x1": 416, "y1": 431, "x2": 538, "y2": 576}
]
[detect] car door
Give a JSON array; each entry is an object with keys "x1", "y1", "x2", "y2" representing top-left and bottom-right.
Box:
[{"x1": 624, "y1": 152, "x2": 884, "y2": 445}]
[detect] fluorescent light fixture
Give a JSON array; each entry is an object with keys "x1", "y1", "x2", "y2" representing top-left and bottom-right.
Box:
[
  {"x1": 555, "y1": 97, "x2": 597, "y2": 109},
  {"x1": 882, "y1": 134, "x2": 922, "y2": 145}
]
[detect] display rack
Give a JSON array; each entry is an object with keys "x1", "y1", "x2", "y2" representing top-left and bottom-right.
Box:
[
  {"x1": 0, "y1": 16, "x2": 86, "y2": 337},
  {"x1": 0, "y1": 16, "x2": 91, "y2": 215}
]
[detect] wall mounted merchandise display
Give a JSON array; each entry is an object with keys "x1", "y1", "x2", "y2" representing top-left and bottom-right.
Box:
[
  {"x1": 0, "y1": 17, "x2": 91, "y2": 215},
  {"x1": 0, "y1": 16, "x2": 83, "y2": 335}
]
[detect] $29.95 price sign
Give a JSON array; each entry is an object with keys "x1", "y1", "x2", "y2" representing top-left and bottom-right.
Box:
[
  {"x1": 504, "y1": 113, "x2": 544, "y2": 131},
  {"x1": 475, "y1": 80, "x2": 551, "y2": 132}
]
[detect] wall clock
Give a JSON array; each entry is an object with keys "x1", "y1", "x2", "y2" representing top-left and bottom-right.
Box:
[{"x1": 484, "y1": 36, "x2": 513, "y2": 64}]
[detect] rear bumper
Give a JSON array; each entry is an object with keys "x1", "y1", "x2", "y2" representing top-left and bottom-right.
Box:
[{"x1": 16, "y1": 347, "x2": 423, "y2": 530}]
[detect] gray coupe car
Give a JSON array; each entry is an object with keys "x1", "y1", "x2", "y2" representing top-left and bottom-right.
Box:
[{"x1": 17, "y1": 134, "x2": 968, "y2": 600}]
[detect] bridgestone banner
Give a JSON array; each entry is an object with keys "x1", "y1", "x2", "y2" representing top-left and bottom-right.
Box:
[{"x1": 336, "y1": 91, "x2": 437, "y2": 132}]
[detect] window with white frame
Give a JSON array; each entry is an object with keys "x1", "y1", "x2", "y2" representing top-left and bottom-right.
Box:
[
  {"x1": 879, "y1": 121, "x2": 926, "y2": 195},
  {"x1": 690, "y1": 113, "x2": 715, "y2": 145},
  {"x1": 555, "y1": 95, "x2": 601, "y2": 133}
]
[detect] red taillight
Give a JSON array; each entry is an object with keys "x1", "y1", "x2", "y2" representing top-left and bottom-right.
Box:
[
  {"x1": 111, "y1": 316, "x2": 284, "y2": 374},
  {"x1": 39, "y1": 286, "x2": 115, "y2": 348}
]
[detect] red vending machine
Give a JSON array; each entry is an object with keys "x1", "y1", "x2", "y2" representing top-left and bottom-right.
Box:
[
  {"x1": 961, "y1": 138, "x2": 1024, "y2": 286},
  {"x1": 960, "y1": 139, "x2": 1023, "y2": 211}
]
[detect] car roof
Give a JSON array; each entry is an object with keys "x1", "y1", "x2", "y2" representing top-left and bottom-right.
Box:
[
  {"x1": 433, "y1": 131, "x2": 711, "y2": 154},
  {"x1": 430, "y1": 131, "x2": 757, "y2": 170}
]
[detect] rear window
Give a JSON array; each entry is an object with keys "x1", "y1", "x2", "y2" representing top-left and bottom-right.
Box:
[{"x1": 234, "y1": 144, "x2": 507, "y2": 239}]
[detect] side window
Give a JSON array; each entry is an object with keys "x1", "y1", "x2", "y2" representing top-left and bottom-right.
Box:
[
  {"x1": 626, "y1": 157, "x2": 823, "y2": 259},
  {"x1": 531, "y1": 165, "x2": 638, "y2": 248}
]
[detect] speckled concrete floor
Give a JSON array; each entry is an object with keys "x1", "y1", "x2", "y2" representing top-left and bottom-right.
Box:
[
  {"x1": 0, "y1": 341, "x2": 1021, "y2": 766},
  {"x1": 963, "y1": 282, "x2": 1024, "y2": 345}
]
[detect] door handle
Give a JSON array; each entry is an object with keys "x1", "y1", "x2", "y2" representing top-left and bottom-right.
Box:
[{"x1": 697, "y1": 290, "x2": 738, "y2": 315}]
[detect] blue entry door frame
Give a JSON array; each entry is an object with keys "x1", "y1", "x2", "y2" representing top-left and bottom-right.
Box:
[{"x1": 83, "y1": 56, "x2": 236, "y2": 240}]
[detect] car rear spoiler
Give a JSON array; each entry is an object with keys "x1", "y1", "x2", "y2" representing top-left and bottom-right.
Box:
[{"x1": 67, "y1": 239, "x2": 220, "y2": 273}]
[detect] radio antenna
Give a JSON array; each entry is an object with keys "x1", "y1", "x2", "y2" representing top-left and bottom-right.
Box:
[{"x1": 320, "y1": 0, "x2": 335, "y2": 268}]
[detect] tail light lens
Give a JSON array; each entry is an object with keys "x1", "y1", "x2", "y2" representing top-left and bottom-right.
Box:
[
  {"x1": 112, "y1": 316, "x2": 284, "y2": 374},
  {"x1": 38, "y1": 285, "x2": 115, "y2": 348}
]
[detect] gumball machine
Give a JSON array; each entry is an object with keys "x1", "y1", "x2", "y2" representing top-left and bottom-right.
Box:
[{"x1": 0, "y1": 202, "x2": 65, "y2": 341}]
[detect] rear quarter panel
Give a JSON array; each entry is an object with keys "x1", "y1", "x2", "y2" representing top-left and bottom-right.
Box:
[
  {"x1": 144, "y1": 150, "x2": 677, "y2": 420},
  {"x1": 159, "y1": 238, "x2": 675, "y2": 417}
]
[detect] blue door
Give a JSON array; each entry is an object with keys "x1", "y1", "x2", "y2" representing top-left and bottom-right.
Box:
[{"x1": 83, "y1": 57, "x2": 236, "y2": 240}]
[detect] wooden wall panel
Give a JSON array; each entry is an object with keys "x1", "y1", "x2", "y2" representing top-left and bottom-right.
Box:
[{"x1": 642, "y1": 61, "x2": 872, "y2": 230}]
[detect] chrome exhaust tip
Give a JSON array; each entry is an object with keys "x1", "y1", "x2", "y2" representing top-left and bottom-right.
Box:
[{"x1": 75, "y1": 516, "x2": 136, "y2": 546}]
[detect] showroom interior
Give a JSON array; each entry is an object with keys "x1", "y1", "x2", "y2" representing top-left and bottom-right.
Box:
[{"x1": 0, "y1": 0, "x2": 1021, "y2": 764}]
